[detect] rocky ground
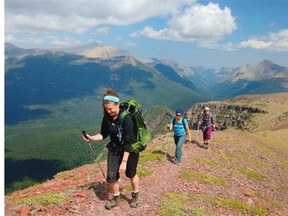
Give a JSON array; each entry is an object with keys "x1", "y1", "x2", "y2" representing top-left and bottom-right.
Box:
[{"x1": 5, "y1": 127, "x2": 288, "y2": 216}]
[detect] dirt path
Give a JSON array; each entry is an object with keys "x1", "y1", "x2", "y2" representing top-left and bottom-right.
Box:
[{"x1": 5, "y1": 129, "x2": 288, "y2": 215}]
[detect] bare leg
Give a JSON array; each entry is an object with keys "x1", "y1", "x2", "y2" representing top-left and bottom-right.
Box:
[
  {"x1": 130, "y1": 174, "x2": 139, "y2": 192},
  {"x1": 108, "y1": 182, "x2": 120, "y2": 195},
  {"x1": 105, "y1": 182, "x2": 120, "y2": 210}
]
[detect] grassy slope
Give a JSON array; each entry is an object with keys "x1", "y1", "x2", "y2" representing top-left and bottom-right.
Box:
[
  {"x1": 5, "y1": 93, "x2": 288, "y2": 215},
  {"x1": 4, "y1": 92, "x2": 177, "y2": 193},
  {"x1": 5, "y1": 92, "x2": 287, "y2": 194},
  {"x1": 5, "y1": 129, "x2": 288, "y2": 215}
]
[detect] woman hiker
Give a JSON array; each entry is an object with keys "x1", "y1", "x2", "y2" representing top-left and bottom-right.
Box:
[
  {"x1": 198, "y1": 107, "x2": 216, "y2": 149},
  {"x1": 167, "y1": 108, "x2": 191, "y2": 164},
  {"x1": 83, "y1": 89, "x2": 140, "y2": 210}
]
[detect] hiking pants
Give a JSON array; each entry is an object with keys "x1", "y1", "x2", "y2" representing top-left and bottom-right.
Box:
[
  {"x1": 203, "y1": 126, "x2": 213, "y2": 140},
  {"x1": 173, "y1": 133, "x2": 187, "y2": 162}
]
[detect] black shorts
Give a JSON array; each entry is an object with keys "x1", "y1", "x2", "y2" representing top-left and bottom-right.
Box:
[{"x1": 106, "y1": 150, "x2": 139, "y2": 183}]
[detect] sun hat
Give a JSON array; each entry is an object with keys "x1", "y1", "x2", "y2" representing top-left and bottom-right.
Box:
[{"x1": 204, "y1": 107, "x2": 210, "y2": 111}]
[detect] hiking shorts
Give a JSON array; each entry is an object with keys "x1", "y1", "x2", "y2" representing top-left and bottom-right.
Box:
[
  {"x1": 106, "y1": 150, "x2": 139, "y2": 183},
  {"x1": 203, "y1": 126, "x2": 213, "y2": 140}
]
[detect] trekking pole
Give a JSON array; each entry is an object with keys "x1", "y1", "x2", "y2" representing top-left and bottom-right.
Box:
[
  {"x1": 82, "y1": 130, "x2": 106, "y2": 180},
  {"x1": 165, "y1": 127, "x2": 171, "y2": 160},
  {"x1": 196, "y1": 125, "x2": 200, "y2": 145}
]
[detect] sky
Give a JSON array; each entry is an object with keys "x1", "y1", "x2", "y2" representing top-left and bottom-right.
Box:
[{"x1": 4, "y1": 0, "x2": 288, "y2": 68}]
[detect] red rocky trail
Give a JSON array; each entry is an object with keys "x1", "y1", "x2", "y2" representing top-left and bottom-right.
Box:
[{"x1": 5, "y1": 129, "x2": 288, "y2": 216}]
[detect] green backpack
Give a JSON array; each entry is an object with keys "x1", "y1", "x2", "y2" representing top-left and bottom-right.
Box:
[{"x1": 119, "y1": 99, "x2": 152, "y2": 152}]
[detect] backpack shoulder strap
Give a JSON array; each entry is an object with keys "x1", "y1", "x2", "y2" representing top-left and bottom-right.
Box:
[
  {"x1": 115, "y1": 110, "x2": 130, "y2": 143},
  {"x1": 172, "y1": 117, "x2": 176, "y2": 125},
  {"x1": 210, "y1": 113, "x2": 214, "y2": 123},
  {"x1": 172, "y1": 117, "x2": 186, "y2": 126},
  {"x1": 119, "y1": 110, "x2": 130, "y2": 127}
]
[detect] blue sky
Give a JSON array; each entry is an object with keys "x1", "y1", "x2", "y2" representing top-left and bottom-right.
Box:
[{"x1": 4, "y1": 0, "x2": 288, "y2": 68}]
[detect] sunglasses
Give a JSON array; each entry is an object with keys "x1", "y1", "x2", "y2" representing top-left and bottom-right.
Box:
[{"x1": 176, "y1": 114, "x2": 182, "y2": 117}]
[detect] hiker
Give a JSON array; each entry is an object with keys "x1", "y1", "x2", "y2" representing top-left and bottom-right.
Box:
[
  {"x1": 83, "y1": 89, "x2": 140, "y2": 210},
  {"x1": 198, "y1": 107, "x2": 216, "y2": 149},
  {"x1": 167, "y1": 108, "x2": 191, "y2": 164}
]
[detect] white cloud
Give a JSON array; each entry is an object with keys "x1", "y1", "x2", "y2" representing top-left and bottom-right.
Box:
[
  {"x1": 50, "y1": 37, "x2": 83, "y2": 48},
  {"x1": 131, "y1": 2, "x2": 237, "y2": 48},
  {"x1": 5, "y1": 34, "x2": 47, "y2": 47},
  {"x1": 239, "y1": 29, "x2": 288, "y2": 51},
  {"x1": 5, "y1": 0, "x2": 241, "y2": 49},
  {"x1": 5, "y1": 0, "x2": 199, "y2": 47},
  {"x1": 5, "y1": 0, "x2": 239, "y2": 49},
  {"x1": 5, "y1": 0, "x2": 195, "y2": 34},
  {"x1": 5, "y1": 34, "x2": 86, "y2": 48},
  {"x1": 168, "y1": 3, "x2": 236, "y2": 38},
  {"x1": 92, "y1": 27, "x2": 111, "y2": 35}
]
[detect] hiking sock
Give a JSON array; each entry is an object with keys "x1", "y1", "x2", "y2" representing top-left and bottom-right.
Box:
[
  {"x1": 105, "y1": 194, "x2": 120, "y2": 210},
  {"x1": 129, "y1": 192, "x2": 139, "y2": 208}
]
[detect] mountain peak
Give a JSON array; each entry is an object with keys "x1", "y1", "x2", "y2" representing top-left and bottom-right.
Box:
[
  {"x1": 80, "y1": 45, "x2": 131, "y2": 59},
  {"x1": 5, "y1": 42, "x2": 19, "y2": 50},
  {"x1": 259, "y1": 59, "x2": 274, "y2": 69},
  {"x1": 59, "y1": 42, "x2": 100, "y2": 54},
  {"x1": 258, "y1": 59, "x2": 286, "y2": 72}
]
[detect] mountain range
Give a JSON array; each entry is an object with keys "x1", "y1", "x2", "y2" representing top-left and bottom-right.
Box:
[
  {"x1": 5, "y1": 42, "x2": 288, "y2": 124},
  {"x1": 4, "y1": 42, "x2": 288, "y2": 193}
]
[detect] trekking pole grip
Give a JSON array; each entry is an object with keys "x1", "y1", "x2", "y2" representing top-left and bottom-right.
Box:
[{"x1": 82, "y1": 130, "x2": 89, "y2": 140}]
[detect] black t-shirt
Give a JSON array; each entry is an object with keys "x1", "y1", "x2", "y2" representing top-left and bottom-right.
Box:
[{"x1": 100, "y1": 109, "x2": 137, "y2": 152}]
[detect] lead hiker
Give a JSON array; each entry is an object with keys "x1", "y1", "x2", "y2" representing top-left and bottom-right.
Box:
[
  {"x1": 198, "y1": 107, "x2": 216, "y2": 149},
  {"x1": 83, "y1": 89, "x2": 140, "y2": 210},
  {"x1": 167, "y1": 108, "x2": 191, "y2": 164}
]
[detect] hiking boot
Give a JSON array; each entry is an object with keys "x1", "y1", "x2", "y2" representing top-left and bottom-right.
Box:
[
  {"x1": 105, "y1": 195, "x2": 120, "y2": 210},
  {"x1": 129, "y1": 192, "x2": 139, "y2": 208},
  {"x1": 204, "y1": 144, "x2": 208, "y2": 149},
  {"x1": 174, "y1": 159, "x2": 180, "y2": 165}
]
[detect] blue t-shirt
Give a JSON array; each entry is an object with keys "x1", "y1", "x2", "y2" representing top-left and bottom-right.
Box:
[{"x1": 170, "y1": 117, "x2": 188, "y2": 136}]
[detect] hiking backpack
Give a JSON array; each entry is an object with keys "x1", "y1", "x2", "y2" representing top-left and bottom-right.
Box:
[
  {"x1": 199, "y1": 113, "x2": 214, "y2": 131},
  {"x1": 119, "y1": 99, "x2": 152, "y2": 152}
]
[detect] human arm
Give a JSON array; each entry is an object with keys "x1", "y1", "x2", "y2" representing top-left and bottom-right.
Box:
[
  {"x1": 167, "y1": 122, "x2": 173, "y2": 132},
  {"x1": 197, "y1": 114, "x2": 203, "y2": 129},
  {"x1": 82, "y1": 117, "x2": 108, "y2": 142},
  {"x1": 119, "y1": 151, "x2": 129, "y2": 172},
  {"x1": 118, "y1": 114, "x2": 135, "y2": 172},
  {"x1": 211, "y1": 114, "x2": 216, "y2": 130},
  {"x1": 185, "y1": 123, "x2": 191, "y2": 142},
  {"x1": 167, "y1": 117, "x2": 174, "y2": 132},
  {"x1": 83, "y1": 133, "x2": 103, "y2": 142}
]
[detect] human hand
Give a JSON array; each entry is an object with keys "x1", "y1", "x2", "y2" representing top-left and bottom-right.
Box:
[
  {"x1": 119, "y1": 161, "x2": 127, "y2": 173},
  {"x1": 167, "y1": 124, "x2": 171, "y2": 132},
  {"x1": 82, "y1": 133, "x2": 91, "y2": 142}
]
